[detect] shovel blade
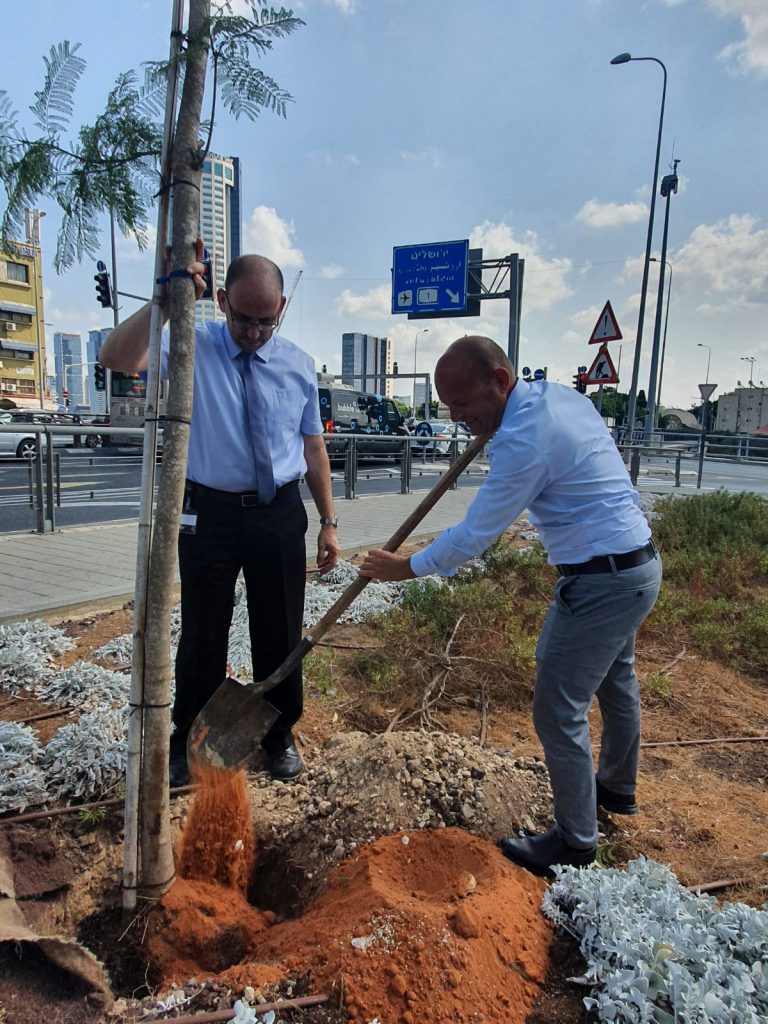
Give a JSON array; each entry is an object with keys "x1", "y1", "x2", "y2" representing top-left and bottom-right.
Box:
[{"x1": 187, "y1": 677, "x2": 281, "y2": 771}]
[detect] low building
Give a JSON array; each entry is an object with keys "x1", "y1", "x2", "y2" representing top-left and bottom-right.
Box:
[
  {"x1": 0, "y1": 213, "x2": 48, "y2": 409},
  {"x1": 715, "y1": 386, "x2": 768, "y2": 434}
]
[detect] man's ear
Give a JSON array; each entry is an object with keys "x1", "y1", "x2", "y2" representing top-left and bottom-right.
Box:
[
  {"x1": 492, "y1": 366, "x2": 514, "y2": 393},
  {"x1": 216, "y1": 288, "x2": 227, "y2": 313}
]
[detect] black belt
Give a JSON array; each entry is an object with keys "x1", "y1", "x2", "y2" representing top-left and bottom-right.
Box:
[
  {"x1": 185, "y1": 479, "x2": 299, "y2": 507},
  {"x1": 556, "y1": 541, "x2": 657, "y2": 577}
]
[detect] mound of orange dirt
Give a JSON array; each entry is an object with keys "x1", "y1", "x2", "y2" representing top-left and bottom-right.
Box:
[
  {"x1": 149, "y1": 768, "x2": 552, "y2": 1023},
  {"x1": 251, "y1": 828, "x2": 552, "y2": 1024}
]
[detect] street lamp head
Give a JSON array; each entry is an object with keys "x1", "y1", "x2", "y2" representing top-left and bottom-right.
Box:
[{"x1": 610, "y1": 52, "x2": 632, "y2": 64}]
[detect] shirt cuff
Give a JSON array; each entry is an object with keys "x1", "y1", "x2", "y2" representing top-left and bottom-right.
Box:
[{"x1": 409, "y1": 546, "x2": 459, "y2": 579}]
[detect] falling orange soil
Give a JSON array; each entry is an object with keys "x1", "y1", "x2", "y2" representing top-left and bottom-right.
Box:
[{"x1": 149, "y1": 767, "x2": 553, "y2": 1024}]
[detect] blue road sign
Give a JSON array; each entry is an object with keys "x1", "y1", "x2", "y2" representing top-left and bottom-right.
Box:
[{"x1": 392, "y1": 240, "x2": 469, "y2": 315}]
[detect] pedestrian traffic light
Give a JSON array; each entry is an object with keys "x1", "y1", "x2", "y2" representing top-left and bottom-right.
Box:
[
  {"x1": 94, "y1": 261, "x2": 113, "y2": 308},
  {"x1": 94, "y1": 364, "x2": 106, "y2": 391}
]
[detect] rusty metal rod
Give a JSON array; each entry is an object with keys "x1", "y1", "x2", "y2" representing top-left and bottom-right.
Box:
[
  {"x1": 0, "y1": 784, "x2": 196, "y2": 826},
  {"x1": 687, "y1": 877, "x2": 750, "y2": 894},
  {"x1": 642, "y1": 735, "x2": 767, "y2": 749},
  {"x1": 155, "y1": 993, "x2": 329, "y2": 1024}
]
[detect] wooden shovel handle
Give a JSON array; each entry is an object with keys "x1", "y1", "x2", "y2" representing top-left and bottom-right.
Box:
[{"x1": 305, "y1": 432, "x2": 491, "y2": 644}]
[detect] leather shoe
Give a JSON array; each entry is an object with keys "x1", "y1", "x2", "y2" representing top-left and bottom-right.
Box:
[
  {"x1": 498, "y1": 828, "x2": 596, "y2": 878},
  {"x1": 169, "y1": 750, "x2": 190, "y2": 788},
  {"x1": 596, "y1": 778, "x2": 638, "y2": 815},
  {"x1": 266, "y1": 742, "x2": 303, "y2": 781}
]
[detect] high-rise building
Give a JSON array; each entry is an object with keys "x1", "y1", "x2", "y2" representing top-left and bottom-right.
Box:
[
  {"x1": 0, "y1": 210, "x2": 48, "y2": 408},
  {"x1": 54, "y1": 332, "x2": 85, "y2": 410},
  {"x1": 196, "y1": 153, "x2": 242, "y2": 325},
  {"x1": 87, "y1": 328, "x2": 113, "y2": 413},
  {"x1": 341, "y1": 332, "x2": 393, "y2": 397}
]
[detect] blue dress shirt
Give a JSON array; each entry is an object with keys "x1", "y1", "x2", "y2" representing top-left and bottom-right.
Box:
[
  {"x1": 161, "y1": 322, "x2": 323, "y2": 492},
  {"x1": 410, "y1": 379, "x2": 651, "y2": 576}
]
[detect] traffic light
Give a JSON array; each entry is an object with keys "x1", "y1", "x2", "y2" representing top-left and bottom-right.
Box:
[
  {"x1": 94, "y1": 261, "x2": 113, "y2": 308},
  {"x1": 573, "y1": 368, "x2": 588, "y2": 394},
  {"x1": 201, "y1": 248, "x2": 213, "y2": 300},
  {"x1": 94, "y1": 364, "x2": 106, "y2": 392},
  {"x1": 393, "y1": 361, "x2": 399, "y2": 375}
]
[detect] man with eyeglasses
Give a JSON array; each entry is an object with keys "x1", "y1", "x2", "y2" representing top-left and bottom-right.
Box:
[{"x1": 100, "y1": 240, "x2": 340, "y2": 786}]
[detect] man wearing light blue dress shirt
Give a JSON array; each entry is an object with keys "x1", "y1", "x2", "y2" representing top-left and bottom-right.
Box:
[
  {"x1": 100, "y1": 245, "x2": 340, "y2": 787},
  {"x1": 360, "y1": 336, "x2": 661, "y2": 876}
]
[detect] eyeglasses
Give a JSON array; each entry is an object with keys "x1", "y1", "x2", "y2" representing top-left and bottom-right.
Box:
[{"x1": 223, "y1": 291, "x2": 279, "y2": 334}]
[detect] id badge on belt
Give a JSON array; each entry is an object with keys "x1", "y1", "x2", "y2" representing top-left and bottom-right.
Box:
[{"x1": 180, "y1": 488, "x2": 198, "y2": 535}]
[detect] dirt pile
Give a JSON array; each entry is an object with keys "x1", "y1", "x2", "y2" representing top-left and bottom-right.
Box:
[
  {"x1": 151, "y1": 828, "x2": 552, "y2": 1024},
  {"x1": 238, "y1": 730, "x2": 553, "y2": 912}
]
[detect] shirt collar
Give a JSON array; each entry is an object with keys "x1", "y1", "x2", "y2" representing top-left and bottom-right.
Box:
[{"x1": 222, "y1": 322, "x2": 278, "y2": 364}]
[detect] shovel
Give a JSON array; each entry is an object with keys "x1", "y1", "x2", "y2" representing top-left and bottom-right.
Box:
[{"x1": 187, "y1": 431, "x2": 491, "y2": 771}]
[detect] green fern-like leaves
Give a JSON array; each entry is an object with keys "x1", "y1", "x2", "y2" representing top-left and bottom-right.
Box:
[
  {"x1": 212, "y1": 4, "x2": 303, "y2": 121},
  {"x1": 30, "y1": 41, "x2": 86, "y2": 136}
]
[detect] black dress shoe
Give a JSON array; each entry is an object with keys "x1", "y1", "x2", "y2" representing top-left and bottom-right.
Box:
[
  {"x1": 266, "y1": 742, "x2": 303, "y2": 781},
  {"x1": 498, "y1": 828, "x2": 596, "y2": 878},
  {"x1": 169, "y1": 750, "x2": 190, "y2": 788},
  {"x1": 596, "y1": 778, "x2": 638, "y2": 815}
]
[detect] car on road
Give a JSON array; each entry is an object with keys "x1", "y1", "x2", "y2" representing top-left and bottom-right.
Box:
[
  {"x1": 0, "y1": 411, "x2": 102, "y2": 460},
  {"x1": 411, "y1": 420, "x2": 471, "y2": 458}
]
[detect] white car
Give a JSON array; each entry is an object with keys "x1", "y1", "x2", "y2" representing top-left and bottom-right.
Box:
[
  {"x1": 412, "y1": 420, "x2": 471, "y2": 458},
  {"x1": 0, "y1": 411, "x2": 99, "y2": 460}
]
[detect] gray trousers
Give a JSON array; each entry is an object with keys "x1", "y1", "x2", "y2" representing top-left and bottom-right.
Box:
[{"x1": 533, "y1": 553, "x2": 662, "y2": 849}]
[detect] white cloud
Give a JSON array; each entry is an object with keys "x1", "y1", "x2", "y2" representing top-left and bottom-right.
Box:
[
  {"x1": 243, "y1": 206, "x2": 304, "y2": 269},
  {"x1": 334, "y1": 283, "x2": 390, "y2": 318},
  {"x1": 469, "y1": 220, "x2": 573, "y2": 311},
  {"x1": 400, "y1": 147, "x2": 444, "y2": 168},
  {"x1": 576, "y1": 199, "x2": 648, "y2": 229},
  {"x1": 319, "y1": 264, "x2": 345, "y2": 279},
  {"x1": 710, "y1": 0, "x2": 768, "y2": 75},
  {"x1": 657, "y1": 0, "x2": 768, "y2": 74},
  {"x1": 674, "y1": 213, "x2": 768, "y2": 306}
]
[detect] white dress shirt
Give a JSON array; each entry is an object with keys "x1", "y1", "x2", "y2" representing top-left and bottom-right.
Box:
[
  {"x1": 410, "y1": 379, "x2": 651, "y2": 577},
  {"x1": 161, "y1": 323, "x2": 322, "y2": 492}
]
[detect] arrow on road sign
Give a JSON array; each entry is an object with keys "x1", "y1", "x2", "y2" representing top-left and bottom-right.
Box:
[
  {"x1": 586, "y1": 344, "x2": 620, "y2": 385},
  {"x1": 589, "y1": 301, "x2": 623, "y2": 344}
]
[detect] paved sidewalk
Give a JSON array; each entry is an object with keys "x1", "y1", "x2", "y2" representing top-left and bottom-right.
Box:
[{"x1": 0, "y1": 486, "x2": 485, "y2": 623}]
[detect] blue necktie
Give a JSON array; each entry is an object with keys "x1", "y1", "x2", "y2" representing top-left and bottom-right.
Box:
[{"x1": 238, "y1": 351, "x2": 276, "y2": 503}]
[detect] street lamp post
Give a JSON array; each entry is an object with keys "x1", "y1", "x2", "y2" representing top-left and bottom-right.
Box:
[
  {"x1": 645, "y1": 161, "x2": 679, "y2": 437},
  {"x1": 740, "y1": 356, "x2": 756, "y2": 386},
  {"x1": 697, "y1": 343, "x2": 712, "y2": 385},
  {"x1": 413, "y1": 328, "x2": 429, "y2": 415},
  {"x1": 650, "y1": 257, "x2": 672, "y2": 414},
  {"x1": 25, "y1": 209, "x2": 47, "y2": 409},
  {"x1": 611, "y1": 51, "x2": 668, "y2": 444}
]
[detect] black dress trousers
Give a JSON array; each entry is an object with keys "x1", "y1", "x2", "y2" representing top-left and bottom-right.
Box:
[{"x1": 173, "y1": 482, "x2": 308, "y2": 752}]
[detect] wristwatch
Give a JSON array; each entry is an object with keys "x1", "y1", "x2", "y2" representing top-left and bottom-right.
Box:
[{"x1": 320, "y1": 516, "x2": 338, "y2": 527}]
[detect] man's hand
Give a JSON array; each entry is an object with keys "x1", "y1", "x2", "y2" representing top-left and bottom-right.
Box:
[
  {"x1": 358, "y1": 549, "x2": 415, "y2": 582},
  {"x1": 187, "y1": 237, "x2": 208, "y2": 300},
  {"x1": 317, "y1": 525, "x2": 341, "y2": 572}
]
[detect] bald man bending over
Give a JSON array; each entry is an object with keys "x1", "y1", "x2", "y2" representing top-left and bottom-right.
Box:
[
  {"x1": 100, "y1": 244, "x2": 339, "y2": 786},
  {"x1": 360, "y1": 336, "x2": 661, "y2": 877}
]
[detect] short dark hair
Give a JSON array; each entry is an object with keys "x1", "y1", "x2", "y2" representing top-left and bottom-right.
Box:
[{"x1": 225, "y1": 255, "x2": 284, "y2": 294}]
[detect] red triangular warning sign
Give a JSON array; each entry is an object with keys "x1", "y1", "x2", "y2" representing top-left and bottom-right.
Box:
[
  {"x1": 586, "y1": 344, "x2": 619, "y2": 385},
  {"x1": 589, "y1": 301, "x2": 623, "y2": 344}
]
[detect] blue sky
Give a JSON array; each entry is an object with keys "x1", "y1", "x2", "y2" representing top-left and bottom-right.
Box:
[{"x1": 4, "y1": 0, "x2": 767, "y2": 410}]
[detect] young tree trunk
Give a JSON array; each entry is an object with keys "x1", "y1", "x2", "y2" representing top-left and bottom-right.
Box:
[{"x1": 137, "y1": 0, "x2": 211, "y2": 896}]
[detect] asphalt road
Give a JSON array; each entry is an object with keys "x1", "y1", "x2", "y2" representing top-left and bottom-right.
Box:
[
  {"x1": 2, "y1": 445, "x2": 767, "y2": 535},
  {"x1": 0, "y1": 447, "x2": 490, "y2": 534}
]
